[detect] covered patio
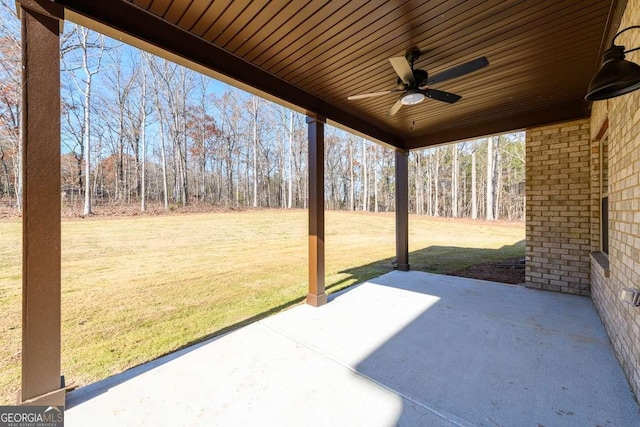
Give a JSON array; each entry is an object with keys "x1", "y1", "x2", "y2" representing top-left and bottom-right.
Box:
[
  {"x1": 65, "y1": 272, "x2": 639, "y2": 426},
  {"x1": 14, "y1": 0, "x2": 640, "y2": 416}
]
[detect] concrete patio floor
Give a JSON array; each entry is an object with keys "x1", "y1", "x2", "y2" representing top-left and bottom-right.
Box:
[{"x1": 65, "y1": 271, "x2": 639, "y2": 426}]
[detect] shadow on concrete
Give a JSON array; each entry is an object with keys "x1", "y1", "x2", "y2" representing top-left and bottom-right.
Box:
[
  {"x1": 325, "y1": 272, "x2": 639, "y2": 426},
  {"x1": 345, "y1": 272, "x2": 640, "y2": 426},
  {"x1": 66, "y1": 241, "x2": 524, "y2": 409},
  {"x1": 66, "y1": 295, "x2": 307, "y2": 408},
  {"x1": 66, "y1": 259, "x2": 639, "y2": 425},
  {"x1": 328, "y1": 240, "x2": 526, "y2": 293}
]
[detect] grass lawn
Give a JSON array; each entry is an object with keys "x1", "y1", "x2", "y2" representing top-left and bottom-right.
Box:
[{"x1": 0, "y1": 210, "x2": 524, "y2": 404}]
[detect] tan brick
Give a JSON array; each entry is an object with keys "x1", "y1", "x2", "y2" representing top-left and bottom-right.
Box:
[
  {"x1": 526, "y1": 118, "x2": 592, "y2": 299},
  {"x1": 580, "y1": 16, "x2": 640, "y2": 401}
]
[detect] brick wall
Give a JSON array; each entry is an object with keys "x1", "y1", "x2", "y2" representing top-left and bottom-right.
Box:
[
  {"x1": 587, "y1": 0, "x2": 640, "y2": 401},
  {"x1": 525, "y1": 119, "x2": 592, "y2": 295}
]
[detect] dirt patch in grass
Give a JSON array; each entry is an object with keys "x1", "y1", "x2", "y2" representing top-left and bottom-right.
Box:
[{"x1": 448, "y1": 257, "x2": 525, "y2": 284}]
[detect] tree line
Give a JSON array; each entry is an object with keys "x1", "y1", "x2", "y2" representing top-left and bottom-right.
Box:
[{"x1": 0, "y1": 3, "x2": 524, "y2": 220}]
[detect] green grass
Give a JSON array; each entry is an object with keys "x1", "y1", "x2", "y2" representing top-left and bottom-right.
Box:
[{"x1": 0, "y1": 210, "x2": 524, "y2": 403}]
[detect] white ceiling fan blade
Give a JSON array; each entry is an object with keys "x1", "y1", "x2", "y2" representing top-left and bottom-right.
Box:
[
  {"x1": 387, "y1": 98, "x2": 403, "y2": 117},
  {"x1": 348, "y1": 90, "x2": 395, "y2": 100},
  {"x1": 389, "y1": 57, "x2": 415, "y2": 85}
]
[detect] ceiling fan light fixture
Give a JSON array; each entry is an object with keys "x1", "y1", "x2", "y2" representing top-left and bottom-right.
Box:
[{"x1": 401, "y1": 90, "x2": 425, "y2": 105}]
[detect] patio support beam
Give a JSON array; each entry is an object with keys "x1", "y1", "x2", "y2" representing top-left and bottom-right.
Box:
[
  {"x1": 395, "y1": 150, "x2": 410, "y2": 271},
  {"x1": 307, "y1": 114, "x2": 327, "y2": 307},
  {"x1": 17, "y1": 0, "x2": 65, "y2": 406}
]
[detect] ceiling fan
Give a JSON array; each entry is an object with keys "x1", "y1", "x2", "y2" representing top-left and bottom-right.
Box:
[{"x1": 347, "y1": 48, "x2": 489, "y2": 117}]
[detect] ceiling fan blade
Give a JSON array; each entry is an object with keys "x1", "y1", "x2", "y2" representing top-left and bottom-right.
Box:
[
  {"x1": 387, "y1": 98, "x2": 404, "y2": 117},
  {"x1": 426, "y1": 56, "x2": 489, "y2": 86},
  {"x1": 389, "y1": 56, "x2": 415, "y2": 85},
  {"x1": 347, "y1": 90, "x2": 396, "y2": 100},
  {"x1": 424, "y1": 89, "x2": 461, "y2": 104}
]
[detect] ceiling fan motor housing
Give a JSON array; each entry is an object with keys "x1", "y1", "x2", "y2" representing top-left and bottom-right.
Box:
[
  {"x1": 413, "y1": 69, "x2": 429, "y2": 87},
  {"x1": 397, "y1": 69, "x2": 429, "y2": 89},
  {"x1": 405, "y1": 47, "x2": 422, "y2": 64}
]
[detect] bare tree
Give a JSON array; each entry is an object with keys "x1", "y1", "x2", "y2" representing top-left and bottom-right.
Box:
[
  {"x1": 348, "y1": 136, "x2": 355, "y2": 211},
  {"x1": 149, "y1": 58, "x2": 171, "y2": 209},
  {"x1": 270, "y1": 104, "x2": 292, "y2": 208},
  {"x1": 139, "y1": 56, "x2": 149, "y2": 211},
  {"x1": 251, "y1": 95, "x2": 260, "y2": 207},
  {"x1": 0, "y1": 3, "x2": 21, "y2": 209},
  {"x1": 150, "y1": 61, "x2": 194, "y2": 205},
  {"x1": 361, "y1": 138, "x2": 368, "y2": 211},
  {"x1": 99, "y1": 48, "x2": 135, "y2": 203},
  {"x1": 451, "y1": 143, "x2": 459, "y2": 217},
  {"x1": 414, "y1": 152, "x2": 423, "y2": 215},
  {"x1": 287, "y1": 110, "x2": 294, "y2": 209},
  {"x1": 185, "y1": 75, "x2": 219, "y2": 203},
  {"x1": 373, "y1": 145, "x2": 379, "y2": 213},
  {"x1": 426, "y1": 152, "x2": 432, "y2": 215},
  {"x1": 62, "y1": 25, "x2": 106, "y2": 215},
  {"x1": 0, "y1": 9, "x2": 528, "y2": 219},
  {"x1": 493, "y1": 136, "x2": 502, "y2": 220},
  {"x1": 471, "y1": 143, "x2": 478, "y2": 219},
  {"x1": 433, "y1": 148, "x2": 440, "y2": 217},
  {"x1": 486, "y1": 137, "x2": 494, "y2": 220}
]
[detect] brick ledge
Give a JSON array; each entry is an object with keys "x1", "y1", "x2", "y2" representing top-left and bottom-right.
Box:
[{"x1": 590, "y1": 252, "x2": 610, "y2": 278}]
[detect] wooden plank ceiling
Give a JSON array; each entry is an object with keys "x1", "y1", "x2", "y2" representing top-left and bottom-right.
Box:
[{"x1": 56, "y1": 0, "x2": 621, "y2": 150}]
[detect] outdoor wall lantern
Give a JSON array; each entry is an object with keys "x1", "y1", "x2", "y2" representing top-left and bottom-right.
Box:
[{"x1": 586, "y1": 26, "x2": 640, "y2": 101}]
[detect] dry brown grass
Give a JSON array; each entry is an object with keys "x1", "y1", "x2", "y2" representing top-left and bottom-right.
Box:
[{"x1": 0, "y1": 210, "x2": 524, "y2": 404}]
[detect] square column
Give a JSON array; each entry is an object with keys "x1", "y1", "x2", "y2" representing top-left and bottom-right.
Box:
[
  {"x1": 306, "y1": 114, "x2": 327, "y2": 307},
  {"x1": 18, "y1": 0, "x2": 65, "y2": 406},
  {"x1": 395, "y1": 150, "x2": 410, "y2": 271}
]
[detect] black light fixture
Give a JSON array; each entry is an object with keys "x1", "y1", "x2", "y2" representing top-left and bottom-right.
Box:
[{"x1": 586, "y1": 26, "x2": 640, "y2": 101}]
